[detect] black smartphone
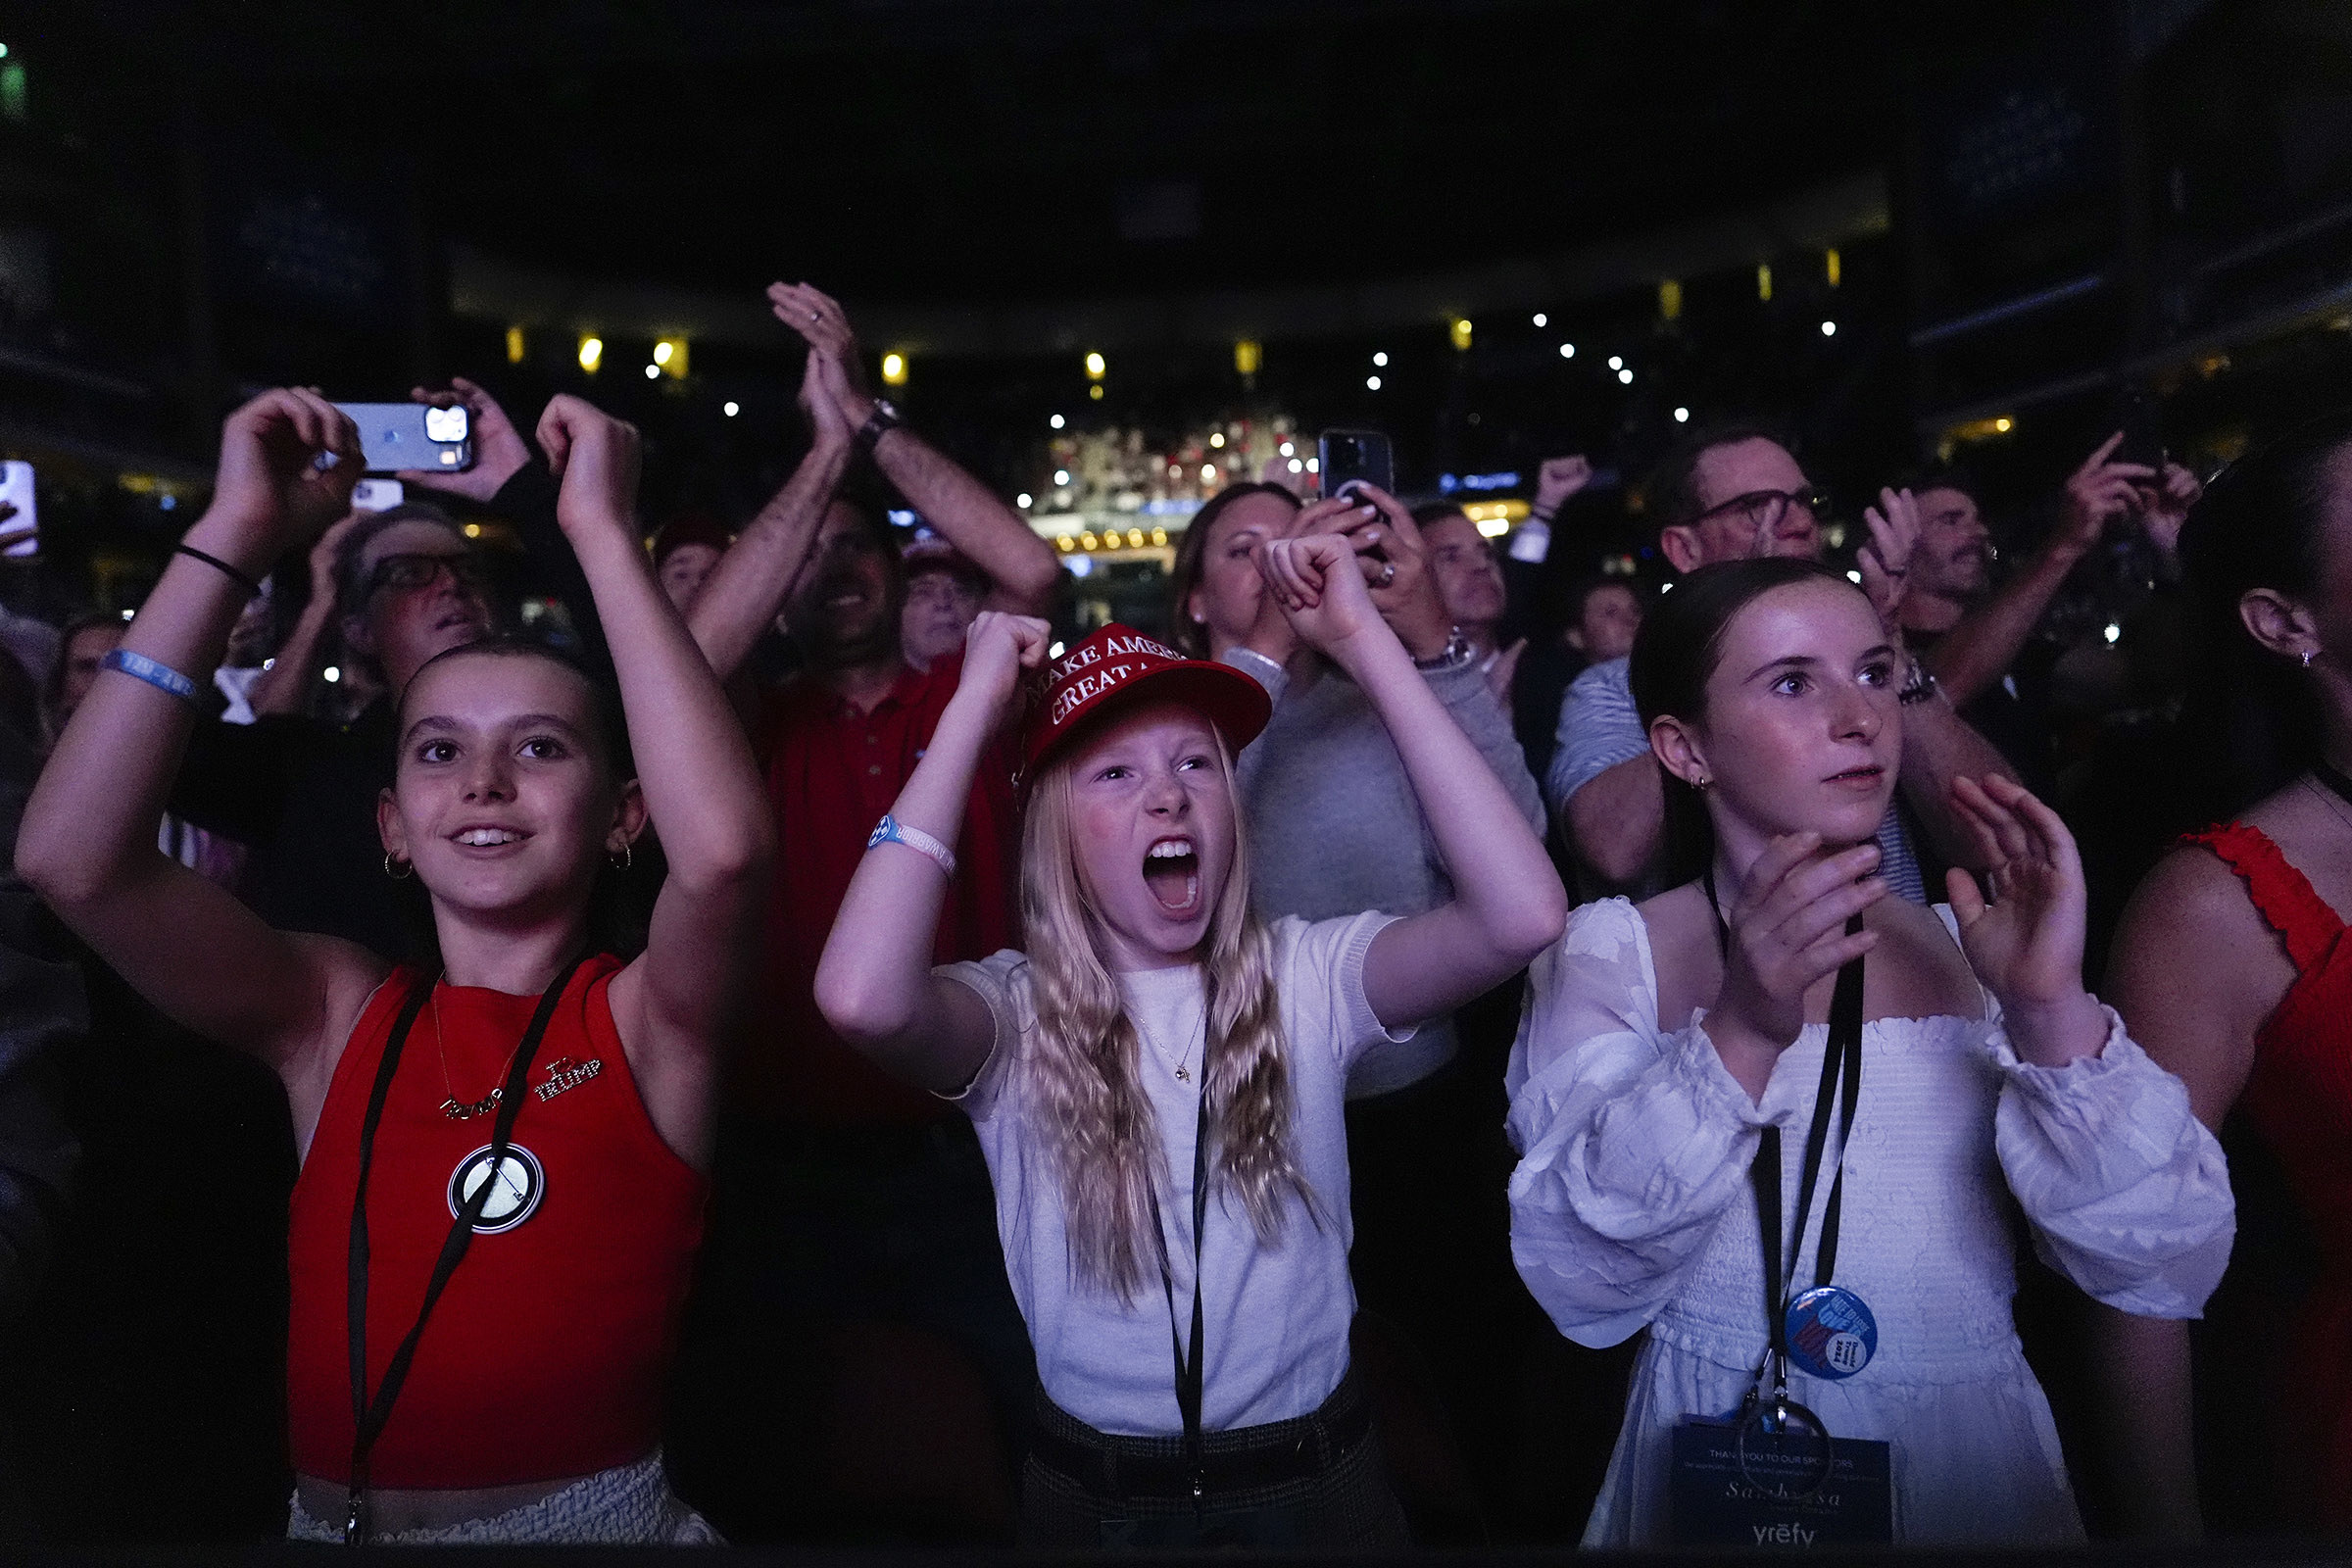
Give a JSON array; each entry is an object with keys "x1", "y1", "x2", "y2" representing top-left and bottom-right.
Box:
[
  {"x1": 332, "y1": 402, "x2": 474, "y2": 474},
  {"x1": 2108, "y1": 385, "x2": 2164, "y2": 473},
  {"x1": 1317, "y1": 429, "x2": 1394, "y2": 502}
]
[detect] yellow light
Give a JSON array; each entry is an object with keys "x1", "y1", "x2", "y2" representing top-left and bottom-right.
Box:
[
  {"x1": 1127, "y1": 528, "x2": 1145, "y2": 548},
  {"x1": 655, "y1": 337, "x2": 689, "y2": 379},
  {"x1": 1056, "y1": 535, "x2": 1075, "y2": 552},
  {"x1": 1079, "y1": 531, "x2": 1100, "y2": 550},
  {"x1": 1208, "y1": 431, "x2": 1224, "y2": 448},
  {"x1": 1945, "y1": 416, "x2": 2017, "y2": 445},
  {"x1": 463, "y1": 522, "x2": 482, "y2": 538},
  {"x1": 653, "y1": 340, "x2": 672, "y2": 366},
  {"x1": 1151, "y1": 527, "x2": 1167, "y2": 546},
  {"x1": 1089, "y1": 384, "x2": 1104, "y2": 401},
  {"x1": 505, "y1": 325, "x2": 527, "y2": 365},
  {"x1": 881, "y1": 352, "x2": 908, "y2": 387},
  {"x1": 1461, "y1": 500, "x2": 1531, "y2": 524},
  {"x1": 1085, "y1": 352, "x2": 1106, "y2": 378},
  {"x1": 1476, "y1": 517, "x2": 1509, "y2": 539},
  {"x1": 1200, "y1": 464, "x2": 1216, "y2": 482},
  {"x1": 1234, "y1": 339, "x2": 1261, "y2": 376},
  {"x1": 1448, "y1": 317, "x2": 1473, "y2": 352},
  {"x1": 1757, "y1": 263, "x2": 1774, "y2": 302},
  {"x1": 577, "y1": 335, "x2": 603, "y2": 372},
  {"x1": 1826, "y1": 248, "x2": 1842, "y2": 288},
  {"x1": 1994, "y1": 416, "x2": 2012, "y2": 432},
  {"x1": 1658, "y1": 279, "x2": 1683, "y2": 321}
]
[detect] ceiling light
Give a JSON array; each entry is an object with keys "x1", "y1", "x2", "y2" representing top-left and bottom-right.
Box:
[
  {"x1": 1288, "y1": 458, "x2": 1302, "y2": 473},
  {"x1": 1054, "y1": 468, "x2": 1071, "y2": 486},
  {"x1": 1085, "y1": 351, "x2": 1106, "y2": 378},
  {"x1": 723, "y1": 401, "x2": 739, "y2": 417},
  {"x1": 1200, "y1": 464, "x2": 1216, "y2": 482},
  {"x1": 1373, "y1": 352, "x2": 1389, "y2": 368},
  {"x1": 880, "y1": 352, "x2": 908, "y2": 386},
  {"x1": 1674, "y1": 407, "x2": 1690, "y2": 422},
  {"x1": 1016, "y1": 492, "x2": 1033, "y2": 509},
  {"x1": 1050, "y1": 414, "x2": 1064, "y2": 429},
  {"x1": 1532, "y1": 313, "x2": 1547, "y2": 327},
  {"x1": 1558, "y1": 342, "x2": 1575, "y2": 359},
  {"x1": 653, "y1": 341, "x2": 673, "y2": 367},
  {"x1": 1617, "y1": 368, "x2": 1634, "y2": 384},
  {"x1": 1209, "y1": 431, "x2": 1224, "y2": 448},
  {"x1": 1366, "y1": 375, "x2": 1382, "y2": 390},
  {"x1": 1607, "y1": 355, "x2": 1623, "y2": 370},
  {"x1": 1821, "y1": 320, "x2": 1837, "y2": 336},
  {"x1": 644, "y1": 364, "x2": 661, "y2": 378},
  {"x1": 577, "y1": 335, "x2": 603, "y2": 372}
]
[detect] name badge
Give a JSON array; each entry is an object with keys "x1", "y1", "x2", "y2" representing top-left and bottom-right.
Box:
[{"x1": 1669, "y1": 1417, "x2": 1893, "y2": 1546}]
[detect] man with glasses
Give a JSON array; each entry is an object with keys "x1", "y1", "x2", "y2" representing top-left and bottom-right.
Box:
[{"x1": 1547, "y1": 420, "x2": 2014, "y2": 897}]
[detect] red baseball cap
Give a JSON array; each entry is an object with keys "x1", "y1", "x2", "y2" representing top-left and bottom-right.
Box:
[{"x1": 1022, "y1": 623, "x2": 1272, "y2": 777}]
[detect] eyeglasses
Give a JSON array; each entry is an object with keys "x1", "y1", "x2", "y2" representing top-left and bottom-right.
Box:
[
  {"x1": 366, "y1": 552, "x2": 493, "y2": 597},
  {"x1": 1686, "y1": 487, "x2": 1832, "y2": 540}
]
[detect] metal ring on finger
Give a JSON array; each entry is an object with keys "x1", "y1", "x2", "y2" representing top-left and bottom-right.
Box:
[{"x1": 1377, "y1": 560, "x2": 1396, "y2": 588}]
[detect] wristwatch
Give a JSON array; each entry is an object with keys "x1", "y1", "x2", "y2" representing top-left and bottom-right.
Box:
[
  {"x1": 1896, "y1": 658, "x2": 1940, "y2": 707},
  {"x1": 1412, "y1": 627, "x2": 1477, "y2": 673},
  {"x1": 853, "y1": 398, "x2": 903, "y2": 459}
]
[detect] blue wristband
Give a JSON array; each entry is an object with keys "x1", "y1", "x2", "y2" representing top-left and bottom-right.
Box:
[{"x1": 99, "y1": 648, "x2": 199, "y2": 704}]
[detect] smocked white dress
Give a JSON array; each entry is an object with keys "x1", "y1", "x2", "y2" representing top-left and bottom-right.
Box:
[{"x1": 1504, "y1": 899, "x2": 2235, "y2": 1547}]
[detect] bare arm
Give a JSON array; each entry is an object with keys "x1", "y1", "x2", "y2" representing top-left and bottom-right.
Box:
[
  {"x1": 772, "y1": 282, "x2": 1059, "y2": 614},
  {"x1": 244, "y1": 512, "x2": 363, "y2": 719},
  {"x1": 1918, "y1": 542, "x2": 2082, "y2": 709},
  {"x1": 1567, "y1": 754, "x2": 1665, "y2": 887},
  {"x1": 685, "y1": 352, "x2": 854, "y2": 683},
  {"x1": 17, "y1": 391, "x2": 387, "y2": 1101},
  {"x1": 815, "y1": 612, "x2": 1046, "y2": 1090},
  {"x1": 535, "y1": 399, "x2": 774, "y2": 1172},
  {"x1": 2089, "y1": 844, "x2": 2283, "y2": 1539},
  {"x1": 1258, "y1": 533, "x2": 1566, "y2": 1030}
]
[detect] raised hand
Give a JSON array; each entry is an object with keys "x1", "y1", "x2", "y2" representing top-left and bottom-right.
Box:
[
  {"x1": 1259, "y1": 531, "x2": 1392, "y2": 661},
  {"x1": 397, "y1": 376, "x2": 532, "y2": 504},
  {"x1": 800, "y1": 347, "x2": 856, "y2": 452},
  {"x1": 1534, "y1": 454, "x2": 1594, "y2": 516},
  {"x1": 307, "y1": 511, "x2": 366, "y2": 607},
  {"x1": 534, "y1": 395, "x2": 641, "y2": 540},
  {"x1": 2060, "y1": 432, "x2": 2157, "y2": 552},
  {"x1": 209, "y1": 388, "x2": 363, "y2": 553},
  {"x1": 1942, "y1": 774, "x2": 2104, "y2": 1063},
  {"x1": 1330, "y1": 482, "x2": 1453, "y2": 660},
  {"x1": 959, "y1": 610, "x2": 1052, "y2": 730},
  {"x1": 1858, "y1": 486, "x2": 1920, "y2": 622},
  {"x1": 1706, "y1": 833, "x2": 1887, "y2": 1067},
  {"x1": 2139, "y1": 460, "x2": 2202, "y2": 562},
  {"x1": 767, "y1": 281, "x2": 869, "y2": 391}
]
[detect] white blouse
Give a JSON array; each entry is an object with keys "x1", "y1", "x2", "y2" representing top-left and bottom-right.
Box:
[{"x1": 1504, "y1": 898, "x2": 2234, "y2": 1546}]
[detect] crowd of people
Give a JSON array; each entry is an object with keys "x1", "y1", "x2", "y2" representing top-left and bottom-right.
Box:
[{"x1": 0, "y1": 274, "x2": 2339, "y2": 1549}]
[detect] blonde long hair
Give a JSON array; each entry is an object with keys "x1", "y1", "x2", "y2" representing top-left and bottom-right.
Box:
[{"x1": 1018, "y1": 735, "x2": 1312, "y2": 1299}]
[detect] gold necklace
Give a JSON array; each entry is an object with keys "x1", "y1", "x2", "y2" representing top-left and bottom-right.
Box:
[{"x1": 433, "y1": 985, "x2": 505, "y2": 1121}]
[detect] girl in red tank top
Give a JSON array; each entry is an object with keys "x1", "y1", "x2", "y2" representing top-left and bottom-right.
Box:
[
  {"x1": 20, "y1": 390, "x2": 774, "y2": 1543},
  {"x1": 2107, "y1": 407, "x2": 2352, "y2": 1536}
]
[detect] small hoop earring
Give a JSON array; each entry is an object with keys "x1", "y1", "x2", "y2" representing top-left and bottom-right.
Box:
[
  {"x1": 610, "y1": 842, "x2": 633, "y2": 871},
  {"x1": 383, "y1": 854, "x2": 413, "y2": 880}
]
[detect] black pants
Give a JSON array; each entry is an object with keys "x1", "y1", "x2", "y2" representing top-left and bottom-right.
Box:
[{"x1": 1019, "y1": 1367, "x2": 1409, "y2": 1550}]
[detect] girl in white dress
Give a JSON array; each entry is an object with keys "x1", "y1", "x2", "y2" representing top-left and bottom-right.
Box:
[{"x1": 1505, "y1": 557, "x2": 2233, "y2": 1546}]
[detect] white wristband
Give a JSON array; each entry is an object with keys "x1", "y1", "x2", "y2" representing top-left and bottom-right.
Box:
[{"x1": 866, "y1": 814, "x2": 957, "y2": 877}]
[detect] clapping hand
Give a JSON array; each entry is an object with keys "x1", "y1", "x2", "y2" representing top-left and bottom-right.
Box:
[
  {"x1": 1858, "y1": 487, "x2": 1920, "y2": 622},
  {"x1": 535, "y1": 395, "x2": 642, "y2": 542},
  {"x1": 1707, "y1": 834, "x2": 1888, "y2": 1057},
  {"x1": 398, "y1": 377, "x2": 532, "y2": 504},
  {"x1": 1942, "y1": 775, "x2": 2105, "y2": 1063},
  {"x1": 767, "y1": 282, "x2": 877, "y2": 427}
]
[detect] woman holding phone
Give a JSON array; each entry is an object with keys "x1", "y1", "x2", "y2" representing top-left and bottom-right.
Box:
[{"x1": 20, "y1": 388, "x2": 770, "y2": 1544}]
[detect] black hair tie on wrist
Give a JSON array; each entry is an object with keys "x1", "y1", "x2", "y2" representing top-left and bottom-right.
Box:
[{"x1": 173, "y1": 544, "x2": 266, "y2": 599}]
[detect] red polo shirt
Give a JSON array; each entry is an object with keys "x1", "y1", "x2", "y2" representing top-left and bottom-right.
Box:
[{"x1": 742, "y1": 654, "x2": 1019, "y2": 1127}]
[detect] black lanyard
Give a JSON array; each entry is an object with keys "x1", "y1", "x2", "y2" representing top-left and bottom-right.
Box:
[
  {"x1": 1701, "y1": 869, "x2": 1865, "y2": 1377},
  {"x1": 1148, "y1": 1090, "x2": 1213, "y2": 1509},
  {"x1": 343, "y1": 955, "x2": 588, "y2": 1544}
]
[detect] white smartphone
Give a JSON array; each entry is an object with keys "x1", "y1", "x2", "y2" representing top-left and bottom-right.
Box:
[
  {"x1": 0, "y1": 461, "x2": 35, "y2": 559},
  {"x1": 351, "y1": 477, "x2": 406, "y2": 514}
]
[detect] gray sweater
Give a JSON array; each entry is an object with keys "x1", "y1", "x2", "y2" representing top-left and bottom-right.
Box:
[{"x1": 1223, "y1": 649, "x2": 1545, "y2": 1097}]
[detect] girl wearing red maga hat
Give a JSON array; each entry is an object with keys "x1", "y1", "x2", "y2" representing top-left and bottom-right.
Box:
[{"x1": 817, "y1": 531, "x2": 1567, "y2": 1547}]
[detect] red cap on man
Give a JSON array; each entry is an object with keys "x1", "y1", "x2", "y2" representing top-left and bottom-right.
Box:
[{"x1": 1021, "y1": 623, "x2": 1271, "y2": 778}]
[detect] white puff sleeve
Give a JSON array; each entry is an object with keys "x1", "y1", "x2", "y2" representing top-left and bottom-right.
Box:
[
  {"x1": 1978, "y1": 996, "x2": 2236, "y2": 1319},
  {"x1": 1503, "y1": 900, "x2": 1773, "y2": 1348}
]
